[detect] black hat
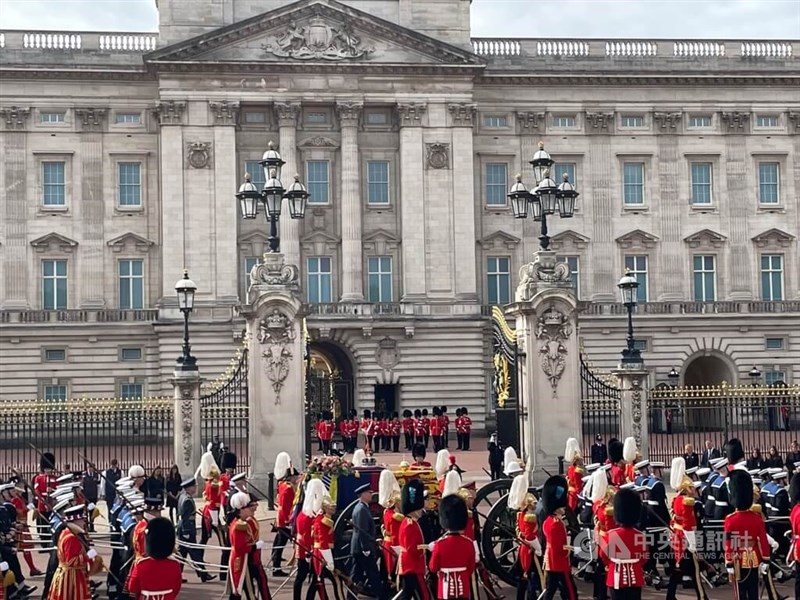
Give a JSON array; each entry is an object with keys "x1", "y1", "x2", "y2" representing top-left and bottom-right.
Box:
[
  {"x1": 145, "y1": 497, "x2": 163, "y2": 511},
  {"x1": 180, "y1": 477, "x2": 196, "y2": 489},
  {"x1": 729, "y1": 469, "x2": 754, "y2": 510},
  {"x1": 414, "y1": 409, "x2": 421, "y2": 417},
  {"x1": 608, "y1": 440, "x2": 624, "y2": 463},
  {"x1": 221, "y1": 451, "x2": 238, "y2": 471},
  {"x1": 354, "y1": 483, "x2": 372, "y2": 495},
  {"x1": 725, "y1": 439, "x2": 745, "y2": 465},
  {"x1": 349, "y1": 409, "x2": 357, "y2": 418},
  {"x1": 145, "y1": 516, "x2": 176, "y2": 560},
  {"x1": 402, "y1": 409, "x2": 412, "y2": 418},
  {"x1": 422, "y1": 409, "x2": 428, "y2": 416},
  {"x1": 401, "y1": 479, "x2": 425, "y2": 515},
  {"x1": 455, "y1": 408, "x2": 462, "y2": 416},
  {"x1": 412, "y1": 443, "x2": 427, "y2": 459},
  {"x1": 363, "y1": 409, "x2": 371, "y2": 418},
  {"x1": 461, "y1": 407, "x2": 468, "y2": 415},
  {"x1": 441, "y1": 406, "x2": 448, "y2": 412},
  {"x1": 789, "y1": 473, "x2": 800, "y2": 506},
  {"x1": 540, "y1": 475, "x2": 568, "y2": 515},
  {"x1": 40, "y1": 452, "x2": 56, "y2": 471},
  {"x1": 613, "y1": 488, "x2": 642, "y2": 527},
  {"x1": 439, "y1": 494, "x2": 468, "y2": 532}
]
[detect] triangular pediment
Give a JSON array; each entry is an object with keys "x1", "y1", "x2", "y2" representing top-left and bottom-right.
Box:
[
  {"x1": 363, "y1": 229, "x2": 400, "y2": 253},
  {"x1": 363, "y1": 229, "x2": 400, "y2": 243},
  {"x1": 550, "y1": 229, "x2": 590, "y2": 251},
  {"x1": 683, "y1": 228, "x2": 727, "y2": 248},
  {"x1": 145, "y1": 0, "x2": 482, "y2": 70},
  {"x1": 752, "y1": 228, "x2": 795, "y2": 248},
  {"x1": 478, "y1": 230, "x2": 521, "y2": 250},
  {"x1": 106, "y1": 232, "x2": 155, "y2": 252},
  {"x1": 302, "y1": 229, "x2": 340, "y2": 244},
  {"x1": 30, "y1": 232, "x2": 78, "y2": 253},
  {"x1": 615, "y1": 229, "x2": 659, "y2": 249},
  {"x1": 239, "y1": 230, "x2": 269, "y2": 244}
]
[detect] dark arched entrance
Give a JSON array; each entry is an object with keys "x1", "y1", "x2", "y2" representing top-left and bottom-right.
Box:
[
  {"x1": 682, "y1": 353, "x2": 735, "y2": 431},
  {"x1": 306, "y1": 341, "x2": 355, "y2": 420}
]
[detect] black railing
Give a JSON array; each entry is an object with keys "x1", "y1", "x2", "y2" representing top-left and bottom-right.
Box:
[{"x1": 580, "y1": 355, "x2": 621, "y2": 450}]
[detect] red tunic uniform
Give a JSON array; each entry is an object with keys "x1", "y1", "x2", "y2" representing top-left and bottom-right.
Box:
[
  {"x1": 610, "y1": 464, "x2": 628, "y2": 487},
  {"x1": 670, "y1": 493, "x2": 697, "y2": 557},
  {"x1": 463, "y1": 511, "x2": 475, "y2": 541},
  {"x1": 790, "y1": 503, "x2": 800, "y2": 563},
  {"x1": 382, "y1": 507, "x2": 403, "y2": 575},
  {"x1": 593, "y1": 498, "x2": 615, "y2": 542},
  {"x1": 127, "y1": 557, "x2": 183, "y2": 600},
  {"x1": 312, "y1": 513, "x2": 335, "y2": 577},
  {"x1": 398, "y1": 516, "x2": 427, "y2": 575},
  {"x1": 429, "y1": 533, "x2": 476, "y2": 599},
  {"x1": 402, "y1": 417, "x2": 414, "y2": 434},
  {"x1": 625, "y1": 463, "x2": 636, "y2": 483},
  {"x1": 276, "y1": 481, "x2": 295, "y2": 528},
  {"x1": 599, "y1": 526, "x2": 648, "y2": 589},
  {"x1": 723, "y1": 509, "x2": 770, "y2": 570},
  {"x1": 318, "y1": 420, "x2": 335, "y2": 442},
  {"x1": 296, "y1": 511, "x2": 314, "y2": 560},
  {"x1": 442, "y1": 415, "x2": 450, "y2": 433},
  {"x1": 33, "y1": 472, "x2": 56, "y2": 513},
  {"x1": 566, "y1": 465, "x2": 584, "y2": 511},
  {"x1": 456, "y1": 416, "x2": 472, "y2": 435},
  {"x1": 430, "y1": 416, "x2": 443, "y2": 438},
  {"x1": 389, "y1": 418, "x2": 402, "y2": 437},
  {"x1": 517, "y1": 511, "x2": 540, "y2": 580},
  {"x1": 202, "y1": 479, "x2": 221, "y2": 531},
  {"x1": 131, "y1": 519, "x2": 147, "y2": 560},
  {"x1": 220, "y1": 473, "x2": 231, "y2": 507},
  {"x1": 48, "y1": 529, "x2": 95, "y2": 600},
  {"x1": 11, "y1": 496, "x2": 33, "y2": 550},
  {"x1": 229, "y1": 517, "x2": 259, "y2": 596},
  {"x1": 414, "y1": 419, "x2": 426, "y2": 439},
  {"x1": 542, "y1": 515, "x2": 570, "y2": 573}
]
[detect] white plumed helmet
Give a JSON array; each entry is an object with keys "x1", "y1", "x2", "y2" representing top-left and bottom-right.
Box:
[
  {"x1": 590, "y1": 469, "x2": 608, "y2": 502},
  {"x1": 273, "y1": 452, "x2": 292, "y2": 480},
  {"x1": 622, "y1": 437, "x2": 638, "y2": 463},
  {"x1": 442, "y1": 470, "x2": 462, "y2": 498},
  {"x1": 507, "y1": 473, "x2": 530, "y2": 510},
  {"x1": 198, "y1": 451, "x2": 219, "y2": 480},
  {"x1": 378, "y1": 470, "x2": 401, "y2": 508},
  {"x1": 435, "y1": 449, "x2": 451, "y2": 478},
  {"x1": 352, "y1": 449, "x2": 366, "y2": 466},
  {"x1": 670, "y1": 457, "x2": 687, "y2": 492},
  {"x1": 230, "y1": 492, "x2": 251, "y2": 511},
  {"x1": 564, "y1": 438, "x2": 581, "y2": 463},
  {"x1": 303, "y1": 478, "x2": 327, "y2": 517},
  {"x1": 504, "y1": 447, "x2": 519, "y2": 468},
  {"x1": 128, "y1": 465, "x2": 145, "y2": 479}
]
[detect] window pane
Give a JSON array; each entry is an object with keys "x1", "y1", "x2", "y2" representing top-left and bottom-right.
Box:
[
  {"x1": 690, "y1": 163, "x2": 712, "y2": 204},
  {"x1": 689, "y1": 116, "x2": 711, "y2": 127},
  {"x1": 245, "y1": 160, "x2": 266, "y2": 191},
  {"x1": 119, "y1": 259, "x2": 144, "y2": 310},
  {"x1": 758, "y1": 163, "x2": 779, "y2": 204},
  {"x1": 556, "y1": 255, "x2": 580, "y2": 298},
  {"x1": 42, "y1": 161, "x2": 66, "y2": 206},
  {"x1": 487, "y1": 257, "x2": 510, "y2": 305},
  {"x1": 119, "y1": 162, "x2": 141, "y2": 206},
  {"x1": 552, "y1": 163, "x2": 576, "y2": 187},
  {"x1": 367, "y1": 161, "x2": 389, "y2": 204},
  {"x1": 121, "y1": 347, "x2": 143, "y2": 361},
  {"x1": 42, "y1": 260, "x2": 67, "y2": 309},
  {"x1": 307, "y1": 161, "x2": 329, "y2": 204},
  {"x1": 623, "y1": 163, "x2": 644, "y2": 204},
  {"x1": 624, "y1": 255, "x2": 648, "y2": 302},
  {"x1": 621, "y1": 116, "x2": 643, "y2": 127},
  {"x1": 485, "y1": 163, "x2": 508, "y2": 205}
]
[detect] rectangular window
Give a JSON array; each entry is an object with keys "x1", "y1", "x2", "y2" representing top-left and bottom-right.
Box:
[
  {"x1": 118, "y1": 259, "x2": 144, "y2": 310},
  {"x1": 690, "y1": 162, "x2": 713, "y2": 205},
  {"x1": 486, "y1": 257, "x2": 511, "y2": 305},
  {"x1": 483, "y1": 115, "x2": 508, "y2": 128},
  {"x1": 44, "y1": 348, "x2": 66, "y2": 362},
  {"x1": 624, "y1": 255, "x2": 648, "y2": 302},
  {"x1": 42, "y1": 161, "x2": 66, "y2": 206},
  {"x1": 307, "y1": 257, "x2": 332, "y2": 303},
  {"x1": 40, "y1": 112, "x2": 65, "y2": 123},
  {"x1": 244, "y1": 256, "x2": 259, "y2": 295},
  {"x1": 688, "y1": 115, "x2": 711, "y2": 128},
  {"x1": 367, "y1": 161, "x2": 390, "y2": 205},
  {"x1": 765, "y1": 338, "x2": 784, "y2": 350},
  {"x1": 692, "y1": 255, "x2": 716, "y2": 302},
  {"x1": 305, "y1": 112, "x2": 327, "y2": 124},
  {"x1": 556, "y1": 255, "x2": 580, "y2": 298},
  {"x1": 485, "y1": 163, "x2": 508, "y2": 206},
  {"x1": 551, "y1": 162, "x2": 577, "y2": 187},
  {"x1": 367, "y1": 256, "x2": 393, "y2": 302},
  {"x1": 243, "y1": 111, "x2": 266, "y2": 124},
  {"x1": 756, "y1": 115, "x2": 779, "y2": 128},
  {"x1": 42, "y1": 259, "x2": 67, "y2": 310},
  {"x1": 621, "y1": 116, "x2": 644, "y2": 127},
  {"x1": 366, "y1": 111, "x2": 388, "y2": 125},
  {"x1": 758, "y1": 162, "x2": 780, "y2": 204},
  {"x1": 120, "y1": 382, "x2": 144, "y2": 400},
  {"x1": 760, "y1": 254, "x2": 783, "y2": 301},
  {"x1": 552, "y1": 115, "x2": 576, "y2": 127},
  {"x1": 120, "y1": 347, "x2": 143, "y2": 361},
  {"x1": 622, "y1": 162, "x2": 645, "y2": 205},
  {"x1": 115, "y1": 113, "x2": 141, "y2": 124},
  {"x1": 765, "y1": 371, "x2": 786, "y2": 386},
  {"x1": 244, "y1": 160, "x2": 266, "y2": 191},
  {"x1": 118, "y1": 162, "x2": 142, "y2": 207},
  {"x1": 306, "y1": 160, "x2": 330, "y2": 204},
  {"x1": 633, "y1": 339, "x2": 648, "y2": 352},
  {"x1": 44, "y1": 384, "x2": 67, "y2": 404}
]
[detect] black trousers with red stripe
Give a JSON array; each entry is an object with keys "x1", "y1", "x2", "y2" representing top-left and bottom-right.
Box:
[
  {"x1": 542, "y1": 571, "x2": 578, "y2": 600},
  {"x1": 399, "y1": 572, "x2": 431, "y2": 600}
]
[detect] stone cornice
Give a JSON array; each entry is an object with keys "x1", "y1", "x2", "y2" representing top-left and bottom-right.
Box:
[
  {"x1": 208, "y1": 100, "x2": 240, "y2": 126},
  {"x1": 477, "y1": 73, "x2": 800, "y2": 87}
]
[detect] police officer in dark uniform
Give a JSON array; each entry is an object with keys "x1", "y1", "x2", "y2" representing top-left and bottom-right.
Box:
[{"x1": 177, "y1": 477, "x2": 215, "y2": 583}]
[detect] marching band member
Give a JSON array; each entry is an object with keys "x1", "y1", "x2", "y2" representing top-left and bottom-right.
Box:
[
  {"x1": 507, "y1": 472, "x2": 542, "y2": 600},
  {"x1": 591, "y1": 466, "x2": 614, "y2": 600},
  {"x1": 48, "y1": 504, "x2": 102, "y2": 600},
  {"x1": 665, "y1": 457, "x2": 707, "y2": 600},
  {"x1": 379, "y1": 470, "x2": 403, "y2": 580},
  {"x1": 228, "y1": 491, "x2": 270, "y2": 599},
  {"x1": 398, "y1": 479, "x2": 429, "y2": 600},
  {"x1": 429, "y1": 494, "x2": 476, "y2": 600},
  {"x1": 724, "y1": 469, "x2": 770, "y2": 600},
  {"x1": 271, "y1": 451, "x2": 298, "y2": 576},
  {"x1": 564, "y1": 438, "x2": 584, "y2": 512},
  {"x1": 600, "y1": 488, "x2": 647, "y2": 600},
  {"x1": 126, "y1": 516, "x2": 183, "y2": 600},
  {"x1": 540, "y1": 476, "x2": 577, "y2": 600},
  {"x1": 789, "y1": 473, "x2": 800, "y2": 600}
]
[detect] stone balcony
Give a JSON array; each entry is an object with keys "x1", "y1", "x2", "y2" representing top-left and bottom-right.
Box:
[{"x1": 0, "y1": 309, "x2": 159, "y2": 324}]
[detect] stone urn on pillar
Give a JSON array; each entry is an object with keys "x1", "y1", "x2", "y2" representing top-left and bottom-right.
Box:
[{"x1": 240, "y1": 253, "x2": 306, "y2": 492}]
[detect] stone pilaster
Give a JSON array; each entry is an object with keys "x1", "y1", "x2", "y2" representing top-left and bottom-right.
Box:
[
  {"x1": 450, "y1": 110, "x2": 478, "y2": 301},
  {"x1": 724, "y1": 136, "x2": 753, "y2": 299},
  {"x1": 587, "y1": 137, "x2": 615, "y2": 300},
  {"x1": 274, "y1": 102, "x2": 301, "y2": 268},
  {"x1": 656, "y1": 134, "x2": 683, "y2": 300},
  {"x1": 0, "y1": 107, "x2": 30, "y2": 308},
  {"x1": 172, "y1": 370, "x2": 203, "y2": 477},
  {"x1": 613, "y1": 366, "x2": 650, "y2": 459},
  {"x1": 212, "y1": 103, "x2": 239, "y2": 304},
  {"x1": 336, "y1": 102, "x2": 364, "y2": 302},
  {"x1": 398, "y1": 103, "x2": 427, "y2": 300}
]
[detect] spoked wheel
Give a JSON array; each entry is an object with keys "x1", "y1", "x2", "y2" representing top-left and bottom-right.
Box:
[
  {"x1": 479, "y1": 493, "x2": 521, "y2": 587},
  {"x1": 473, "y1": 478, "x2": 512, "y2": 519},
  {"x1": 332, "y1": 492, "x2": 382, "y2": 566}
]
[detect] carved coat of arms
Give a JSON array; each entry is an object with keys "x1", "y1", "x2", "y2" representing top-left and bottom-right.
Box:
[
  {"x1": 535, "y1": 306, "x2": 572, "y2": 392},
  {"x1": 257, "y1": 309, "x2": 296, "y2": 404},
  {"x1": 263, "y1": 17, "x2": 373, "y2": 61}
]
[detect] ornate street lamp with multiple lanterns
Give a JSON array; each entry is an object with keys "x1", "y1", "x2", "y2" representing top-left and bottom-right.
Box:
[
  {"x1": 175, "y1": 270, "x2": 198, "y2": 371},
  {"x1": 236, "y1": 141, "x2": 310, "y2": 253},
  {"x1": 617, "y1": 270, "x2": 642, "y2": 366},
  {"x1": 748, "y1": 365, "x2": 762, "y2": 385},
  {"x1": 507, "y1": 141, "x2": 578, "y2": 250}
]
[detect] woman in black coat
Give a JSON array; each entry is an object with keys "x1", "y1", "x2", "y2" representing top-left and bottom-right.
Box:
[
  {"x1": 165, "y1": 465, "x2": 182, "y2": 522},
  {"x1": 765, "y1": 446, "x2": 784, "y2": 469},
  {"x1": 145, "y1": 466, "x2": 166, "y2": 502}
]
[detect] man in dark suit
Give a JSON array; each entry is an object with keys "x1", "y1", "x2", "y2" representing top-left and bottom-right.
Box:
[
  {"x1": 590, "y1": 434, "x2": 607, "y2": 464},
  {"x1": 349, "y1": 483, "x2": 386, "y2": 600},
  {"x1": 682, "y1": 443, "x2": 700, "y2": 469},
  {"x1": 700, "y1": 440, "x2": 721, "y2": 468}
]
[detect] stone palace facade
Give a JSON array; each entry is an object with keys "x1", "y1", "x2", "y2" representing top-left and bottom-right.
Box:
[{"x1": 1, "y1": 0, "x2": 798, "y2": 431}]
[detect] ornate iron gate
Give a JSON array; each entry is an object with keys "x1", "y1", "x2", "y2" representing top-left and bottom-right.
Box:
[
  {"x1": 580, "y1": 353, "x2": 621, "y2": 451},
  {"x1": 200, "y1": 348, "x2": 250, "y2": 469}
]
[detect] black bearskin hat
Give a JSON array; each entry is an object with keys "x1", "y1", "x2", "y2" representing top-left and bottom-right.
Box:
[
  {"x1": 221, "y1": 451, "x2": 238, "y2": 471},
  {"x1": 414, "y1": 409, "x2": 421, "y2": 417},
  {"x1": 613, "y1": 488, "x2": 642, "y2": 527},
  {"x1": 145, "y1": 516, "x2": 176, "y2": 560},
  {"x1": 608, "y1": 439, "x2": 624, "y2": 463},
  {"x1": 412, "y1": 443, "x2": 427, "y2": 460},
  {"x1": 432, "y1": 407, "x2": 441, "y2": 416},
  {"x1": 540, "y1": 475, "x2": 568, "y2": 515},
  {"x1": 40, "y1": 452, "x2": 56, "y2": 471},
  {"x1": 422, "y1": 409, "x2": 428, "y2": 416},
  {"x1": 461, "y1": 407, "x2": 469, "y2": 415},
  {"x1": 403, "y1": 409, "x2": 412, "y2": 418},
  {"x1": 789, "y1": 473, "x2": 800, "y2": 506},
  {"x1": 363, "y1": 409, "x2": 372, "y2": 419},
  {"x1": 725, "y1": 438, "x2": 744, "y2": 465},
  {"x1": 401, "y1": 479, "x2": 425, "y2": 515},
  {"x1": 729, "y1": 469, "x2": 754, "y2": 510},
  {"x1": 439, "y1": 494, "x2": 468, "y2": 531},
  {"x1": 349, "y1": 409, "x2": 357, "y2": 418}
]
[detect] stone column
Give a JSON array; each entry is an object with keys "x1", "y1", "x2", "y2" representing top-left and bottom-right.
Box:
[
  {"x1": 722, "y1": 111, "x2": 753, "y2": 299},
  {"x1": 613, "y1": 366, "x2": 650, "y2": 459},
  {"x1": 0, "y1": 106, "x2": 31, "y2": 309},
  {"x1": 585, "y1": 114, "x2": 616, "y2": 301},
  {"x1": 172, "y1": 369, "x2": 202, "y2": 477},
  {"x1": 336, "y1": 102, "x2": 364, "y2": 302},
  {"x1": 653, "y1": 112, "x2": 684, "y2": 300},
  {"x1": 240, "y1": 253, "x2": 306, "y2": 492},
  {"x1": 506, "y1": 254, "x2": 581, "y2": 482},
  {"x1": 275, "y1": 102, "x2": 301, "y2": 268},
  {"x1": 398, "y1": 103, "x2": 427, "y2": 300}
]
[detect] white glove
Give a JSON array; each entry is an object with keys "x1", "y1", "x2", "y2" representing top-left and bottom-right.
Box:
[
  {"x1": 255, "y1": 540, "x2": 264, "y2": 550},
  {"x1": 473, "y1": 540, "x2": 481, "y2": 562},
  {"x1": 685, "y1": 531, "x2": 697, "y2": 554},
  {"x1": 393, "y1": 545, "x2": 402, "y2": 556},
  {"x1": 322, "y1": 548, "x2": 335, "y2": 571},
  {"x1": 362, "y1": 551, "x2": 370, "y2": 557},
  {"x1": 211, "y1": 510, "x2": 220, "y2": 527},
  {"x1": 87, "y1": 548, "x2": 98, "y2": 560},
  {"x1": 27, "y1": 503, "x2": 35, "y2": 511},
  {"x1": 759, "y1": 562, "x2": 769, "y2": 576},
  {"x1": 88, "y1": 503, "x2": 96, "y2": 511},
  {"x1": 766, "y1": 534, "x2": 779, "y2": 552},
  {"x1": 531, "y1": 538, "x2": 542, "y2": 557},
  {"x1": 427, "y1": 542, "x2": 436, "y2": 552},
  {"x1": 0, "y1": 561, "x2": 8, "y2": 572},
  {"x1": 727, "y1": 567, "x2": 734, "y2": 578}
]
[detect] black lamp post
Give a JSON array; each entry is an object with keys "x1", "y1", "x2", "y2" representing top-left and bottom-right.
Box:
[
  {"x1": 509, "y1": 141, "x2": 578, "y2": 250},
  {"x1": 618, "y1": 271, "x2": 642, "y2": 365},
  {"x1": 236, "y1": 141, "x2": 309, "y2": 253},
  {"x1": 748, "y1": 366, "x2": 761, "y2": 386},
  {"x1": 667, "y1": 367, "x2": 680, "y2": 387},
  {"x1": 175, "y1": 270, "x2": 197, "y2": 371}
]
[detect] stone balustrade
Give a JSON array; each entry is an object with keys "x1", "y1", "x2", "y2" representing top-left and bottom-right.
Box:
[
  {"x1": 0, "y1": 309, "x2": 159, "y2": 324},
  {"x1": 0, "y1": 30, "x2": 157, "y2": 52}
]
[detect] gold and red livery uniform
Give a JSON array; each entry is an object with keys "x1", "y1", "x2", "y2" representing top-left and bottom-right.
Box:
[
  {"x1": 670, "y1": 493, "x2": 697, "y2": 558},
  {"x1": 599, "y1": 526, "x2": 648, "y2": 590},
  {"x1": 229, "y1": 511, "x2": 270, "y2": 598},
  {"x1": 48, "y1": 529, "x2": 100, "y2": 600},
  {"x1": 429, "y1": 533, "x2": 476, "y2": 600},
  {"x1": 399, "y1": 515, "x2": 430, "y2": 600},
  {"x1": 517, "y1": 510, "x2": 541, "y2": 585},
  {"x1": 202, "y1": 477, "x2": 222, "y2": 538},
  {"x1": 566, "y1": 466, "x2": 584, "y2": 512},
  {"x1": 312, "y1": 511, "x2": 335, "y2": 577},
  {"x1": 723, "y1": 509, "x2": 770, "y2": 570},
  {"x1": 382, "y1": 506, "x2": 403, "y2": 576},
  {"x1": 610, "y1": 464, "x2": 628, "y2": 487},
  {"x1": 127, "y1": 557, "x2": 183, "y2": 600}
]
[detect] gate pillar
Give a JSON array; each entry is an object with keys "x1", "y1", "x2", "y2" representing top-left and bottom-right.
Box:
[
  {"x1": 240, "y1": 253, "x2": 306, "y2": 492},
  {"x1": 613, "y1": 366, "x2": 650, "y2": 459},
  {"x1": 172, "y1": 370, "x2": 203, "y2": 478},
  {"x1": 505, "y1": 251, "x2": 581, "y2": 484}
]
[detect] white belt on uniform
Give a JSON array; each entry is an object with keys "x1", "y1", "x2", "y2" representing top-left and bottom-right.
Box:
[
  {"x1": 714, "y1": 500, "x2": 729, "y2": 506},
  {"x1": 610, "y1": 557, "x2": 638, "y2": 590},
  {"x1": 440, "y1": 567, "x2": 467, "y2": 600}
]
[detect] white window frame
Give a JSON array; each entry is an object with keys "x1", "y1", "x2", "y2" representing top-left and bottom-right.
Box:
[
  {"x1": 692, "y1": 255, "x2": 717, "y2": 302},
  {"x1": 765, "y1": 371, "x2": 786, "y2": 386},
  {"x1": 119, "y1": 380, "x2": 145, "y2": 400},
  {"x1": 40, "y1": 112, "x2": 65, "y2": 123},
  {"x1": 306, "y1": 256, "x2": 333, "y2": 303},
  {"x1": 760, "y1": 254, "x2": 784, "y2": 301},
  {"x1": 366, "y1": 160, "x2": 390, "y2": 205},
  {"x1": 688, "y1": 115, "x2": 712, "y2": 129},
  {"x1": 118, "y1": 259, "x2": 145, "y2": 310},
  {"x1": 43, "y1": 383, "x2": 68, "y2": 404},
  {"x1": 556, "y1": 255, "x2": 580, "y2": 298},
  {"x1": 43, "y1": 347, "x2": 67, "y2": 362},
  {"x1": 42, "y1": 160, "x2": 66, "y2": 207},
  {"x1": 483, "y1": 115, "x2": 508, "y2": 128},
  {"x1": 551, "y1": 115, "x2": 576, "y2": 128},
  {"x1": 42, "y1": 259, "x2": 68, "y2": 310},
  {"x1": 367, "y1": 256, "x2": 393, "y2": 302},
  {"x1": 690, "y1": 162, "x2": 713, "y2": 206},
  {"x1": 243, "y1": 256, "x2": 259, "y2": 298},
  {"x1": 244, "y1": 160, "x2": 266, "y2": 192},
  {"x1": 755, "y1": 115, "x2": 779, "y2": 128},
  {"x1": 765, "y1": 337, "x2": 785, "y2": 350},
  {"x1": 485, "y1": 162, "x2": 509, "y2": 206},
  {"x1": 757, "y1": 162, "x2": 780, "y2": 205},
  {"x1": 115, "y1": 113, "x2": 141, "y2": 124},
  {"x1": 486, "y1": 256, "x2": 511, "y2": 305},
  {"x1": 624, "y1": 255, "x2": 649, "y2": 302},
  {"x1": 622, "y1": 162, "x2": 645, "y2": 206},
  {"x1": 365, "y1": 110, "x2": 389, "y2": 126},
  {"x1": 551, "y1": 162, "x2": 577, "y2": 188},
  {"x1": 243, "y1": 111, "x2": 267, "y2": 124},
  {"x1": 620, "y1": 115, "x2": 644, "y2": 128},
  {"x1": 119, "y1": 347, "x2": 144, "y2": 362},
  {"x1": 306, "y1": 160, "x2": 330, "y2": 205},
  {"x1": 117, "y1": 161, "x2": 142, "y2": 208}
]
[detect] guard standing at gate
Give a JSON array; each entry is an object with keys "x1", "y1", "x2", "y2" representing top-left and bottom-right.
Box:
[{"x1": 176, "y1": 478, "x2": 216, "y2": 583}]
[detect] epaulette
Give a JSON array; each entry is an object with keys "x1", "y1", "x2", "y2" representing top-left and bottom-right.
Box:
[
  {"x1": 750, "y1": 504, "x2": 762, "y2": 514},
  {"x1": 604, "y1": 506, "x2": 614, "y2": 516},
  {"x1": 322, "y1": 516, "x2": 334, "y2": 528},
  {"x1": 235, "y1": 521, "x2": 248, "y2": 531},
  {"x1": 683, "y1": 497, "x2": 695, "y2": 506},
  {"x1": 393, "y1": 512, "x2": 404, "y2": 522},
  {"x1": 524, "y1": 513, "x2": 537, "y2": 523}
]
